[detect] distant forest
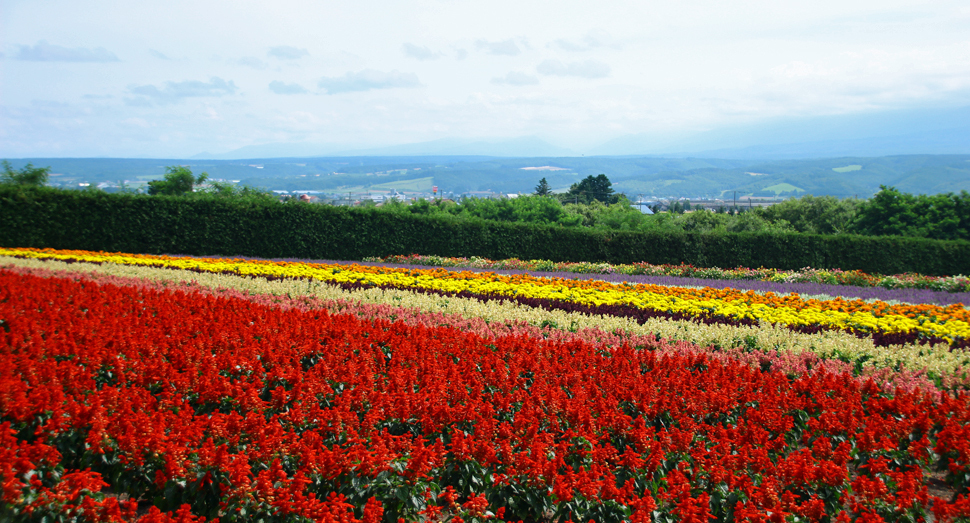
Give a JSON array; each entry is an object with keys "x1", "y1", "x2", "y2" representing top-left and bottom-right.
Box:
[{"x1": 6, "y1": 154, "x2": 970, "y2": 199}]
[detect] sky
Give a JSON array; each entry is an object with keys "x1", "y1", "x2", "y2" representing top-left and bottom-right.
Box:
[{"x1": 2, "y1": 0, "x2": 970, "y2": 158}]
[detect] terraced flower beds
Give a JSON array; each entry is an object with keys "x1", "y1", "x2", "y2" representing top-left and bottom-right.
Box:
[{"x1": 3, "y1": 248, "x2": 970, "y2": 522}]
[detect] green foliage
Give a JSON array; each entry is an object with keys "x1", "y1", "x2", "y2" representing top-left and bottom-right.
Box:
[
  {"x1": 679, "y1": 209, "x2": 729, "y2": 232},
  {"x1": 456, "y1": 196, "x2": 581, "y2": 226},
  {"x1": 2, "y1": 160, "x2": 50, "y2": 186},
  {"x1": 147, "y1": 166, "x2": 209, "y2": 196},
  {"x1": 564, "y1": 200, "x2": 640, "y2": 230},
  {"x1": 534, "y1": 177, "x2": 551, "y2": 196},
  {"x1": 562, "y1": 174, "x2": 618, "y2": 204},
  {"x1": 381, "y1": 197, "x2": 458, "y2": 219},
  {"x1": 851, "y1": 185, "x2": 970, "y2": 240},
  {"x1": 387, "y1": 195, "x2": 583, "y2": 227},
  {"x1": 3, "y1": 185, "x2": 970, "y2": 276},
  {"x1": 203, "y1": 180, "x2": 271, "y2": 199},
  {"x1": 725, "y1": 212, "x2": 780, "y2": 233},
  {"x1": 144, "y1": 166, "x2": 276, "y2": 203},
  {"x1": 757, "y1": 194, "x2": 861, "y2": 234}
]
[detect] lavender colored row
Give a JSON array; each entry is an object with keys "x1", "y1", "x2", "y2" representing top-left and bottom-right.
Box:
[
  {"x1": 568, "y1": 272, "x2": 970, "y2": 307},
  {"x1": 179, "y1": 253, "x2": 970, "y2": 307}
]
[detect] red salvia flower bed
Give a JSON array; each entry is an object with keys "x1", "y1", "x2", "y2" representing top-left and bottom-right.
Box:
[{"x1": 2, "y1": 269, "x2": 970, "y2": 522}]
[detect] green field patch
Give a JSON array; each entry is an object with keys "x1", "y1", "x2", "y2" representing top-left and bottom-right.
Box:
[
  {"x1": 332, "y1": 185, "x2": 370, "y2": 193},
  {"x1": 761, "y1": 183, "x2": 805, "y2": 195},
  {"x1": 370, "y1": 176, "x2": 434, "y2": 192},
  {"x1": 832, "y1": 165, "x2": 862, "y2": 173}
]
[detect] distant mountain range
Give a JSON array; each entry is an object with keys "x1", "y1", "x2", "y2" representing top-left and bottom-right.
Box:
[
  {"x1": 191, "y1": 105, "x2": 970, "y2": 161},
  {"x1": 193, "y1": 137, "x2": 574, "y2": 160},
  {"x1": 333, "y1": 137, "x2": 575, "y2": 158},
  {"x1": 18, "y1": 154, "x2": 970, "y2": 199},
  {"x1": 192, "y1": 143, "x2": 339, "y2": 160},
  {"x1": 590, "y1": 126, "x2": 970, "y2": 160},
  {"x1": 590, "y1": 105, "x2": 970, "y2": 159},
  {"x1": 13, "y1": 104, "x2": 970, "y2": 199}
]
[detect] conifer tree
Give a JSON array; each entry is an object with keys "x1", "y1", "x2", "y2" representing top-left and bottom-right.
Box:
[{"x1": 534, "y1": 177, "x2": 551, "y2": 196}]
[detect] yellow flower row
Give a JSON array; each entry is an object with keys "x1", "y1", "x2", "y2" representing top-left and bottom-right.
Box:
[{"x1": 3, "y1": 247, "x2": 967, "y2": 343}]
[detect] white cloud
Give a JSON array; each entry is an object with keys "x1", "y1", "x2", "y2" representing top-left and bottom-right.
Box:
[
  {"x1": 402, "y1": 43, "x2": 439, "y2": 60},
  {"x1": 128, "y1": 77, "x2": 238, "y2": 104},
  {"x1": 204, "y1": 104, "x2": 222, "y2": 120},
  {"x1": 551, "y1": 30, "x2": 620, "y2": 52},
  {"x1": 536, "y1": 59, "x2": 610, "y2": 78},
  {"x1": 237, "y1": 57, "x2": 269, "y2": 69},
  {"x1": 3, "y1": 0, "x2": 970, "y2": 158},
  {"x1": 269, "y1": 81, "x2": 308, "y2": 95},
  {"x1": 123, "y1": 97, "x2": 153, "y2": 107},
  {"x1": 121, "y1": 117, "x2": 152, "y2": 128},
  {"x1": 476, "y1": 39, "x2": 521, "y2": 56},
  {"x1": 272, "y1": 111, "x2": 327, "y2": 132},
  {"x1": 318, "y1": 70, "x2": 420, "y2": 94},
  {"x1": 492, "y1": 71, "x2": 540, "y2": 86},
  {"x1": 773, "y1": 61, "x2": 838, "y2": 79},
  {"x1": 268, "y1": 46, "x2": 309, "y2": 60},
  {"x1": 14, "y1": 40, "x2": 120, "y2": 62}
]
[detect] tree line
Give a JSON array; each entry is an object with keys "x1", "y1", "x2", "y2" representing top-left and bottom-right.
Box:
[
  {"x1": 385, "y1": 175, "x2": 970, "y2": 241},
  {"x1": 1, "y1": 163, "x2": 279, "y2": 202},
  {"x1": 4, "y1": 162, "x2": 969, "y2": 242}
]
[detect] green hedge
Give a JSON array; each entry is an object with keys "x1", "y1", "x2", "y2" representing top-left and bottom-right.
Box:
[{"x1": 2, "y1": 186, "x2": 969, "y2": 275}]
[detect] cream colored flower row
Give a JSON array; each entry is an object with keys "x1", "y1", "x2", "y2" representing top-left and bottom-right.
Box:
[
  {"x1": 3, "y1": 255, "x2": 968, "y2": 387},
  {"x1": 3, "y1": 247, "x2": 966, "y2": 343}
]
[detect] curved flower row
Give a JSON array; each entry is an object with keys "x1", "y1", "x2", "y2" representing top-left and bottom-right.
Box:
[
  {"x1": 3, "y1": 248, "x2": 969, "y2": 344},
  {"x1": 4, "y1": 256, "x2": 970, "y2": 393},
  {"x1": 4, "y1": 268, "x2": 970, "y2": 521},
  {"x1": 6, "y1": 256, "x2": 966, "y2": 393},
  {"x1": 370, "y1": 253, "x2": 970, "y2": 292}
]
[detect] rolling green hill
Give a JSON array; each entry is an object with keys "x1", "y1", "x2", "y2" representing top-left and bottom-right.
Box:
[{"x1": 6, "y1": 154, "x2": 970, "y2": 198}]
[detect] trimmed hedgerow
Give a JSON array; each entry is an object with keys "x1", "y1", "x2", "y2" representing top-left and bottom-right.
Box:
[{"x1": 1, "y1": 186, "x2": 968, "y2": 275}]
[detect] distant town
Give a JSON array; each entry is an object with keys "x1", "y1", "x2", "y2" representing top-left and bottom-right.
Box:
[
  {"x1": 58, "y1": 175, "x2": 794, "y2": 215},
  {"x1": 18, "y1": 153, "x2": 970, "y2": 208}
]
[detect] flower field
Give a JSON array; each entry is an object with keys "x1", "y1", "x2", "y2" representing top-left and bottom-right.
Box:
[
  {"x1": 367, "y1": 254, "x2": 970, "y2": 294},
  {"x1": 5, "y1": 248, "x2": 969, "y2": 347},
  {"x1": 3, "y1": 248, "x2": 970, "y2": 522}
]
